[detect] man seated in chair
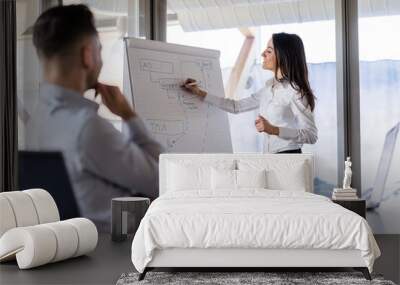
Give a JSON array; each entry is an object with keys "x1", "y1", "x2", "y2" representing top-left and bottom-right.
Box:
[{"x1": 29, "y1": 4, "x2": 163, "y2": 232}]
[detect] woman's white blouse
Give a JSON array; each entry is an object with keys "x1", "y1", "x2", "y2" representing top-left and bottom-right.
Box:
[{"x1": 203, "y1": 79, "x2": 318, "y2": 153}]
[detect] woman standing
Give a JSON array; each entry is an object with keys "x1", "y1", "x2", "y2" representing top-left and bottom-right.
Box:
[{"x1": 182, "y1": 32, "x2": 318, "y2": 154}]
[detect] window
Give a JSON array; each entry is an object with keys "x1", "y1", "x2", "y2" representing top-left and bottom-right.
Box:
[
  {"x1": 358, "y1": 2, "x2": 400, "y2": 233},
  {"x1": 167, "y1": 0, "x2": 338, "y2": 196}
]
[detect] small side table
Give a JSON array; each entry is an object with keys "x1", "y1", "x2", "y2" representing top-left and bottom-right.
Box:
[
  {"x1": 111, "y1": 197, "x2": 150, "y2": 242},
  {"x1": 332, "y1": 199, "x2": 366, "y2": 218}
]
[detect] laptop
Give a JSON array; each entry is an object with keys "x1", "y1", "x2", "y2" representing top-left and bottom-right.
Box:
[{"x1": 363, "y1": 122, "x2": 400, "y2": 209}]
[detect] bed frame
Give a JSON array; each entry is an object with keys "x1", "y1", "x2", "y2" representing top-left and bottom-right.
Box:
[
  {"x1": 140, "y1": 248, "x2": 370, "y2": 280},
  {"x1": 138, "y1": 154, "x2": 372, "y2": 281}
]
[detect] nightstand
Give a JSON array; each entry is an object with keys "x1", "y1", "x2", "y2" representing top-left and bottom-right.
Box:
[
  {"x1": 111, "y1": 197, "x2": 150, "y2": 241},
  {"x1": 332, "y1": 199, "x2": 366, "y2": 218}
]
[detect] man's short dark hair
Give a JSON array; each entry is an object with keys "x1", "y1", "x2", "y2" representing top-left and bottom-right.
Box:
[{"x1": 33, "y1": 4, "x2": 97, "y2": 59}]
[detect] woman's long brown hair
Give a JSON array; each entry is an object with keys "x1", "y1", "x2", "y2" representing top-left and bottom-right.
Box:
[{"x1": 272, "y1": 33, "x2": 316, "y2": 111}]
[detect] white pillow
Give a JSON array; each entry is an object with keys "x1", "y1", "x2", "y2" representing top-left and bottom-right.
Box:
[
  {"x1": 211, "y1": 168, "x2": 236, "y2": 190},
  {"x1": 267, "y1": 161, "x2": 308, "y2": 191},
  {"x1": 167, "y1": 160, "x2": 235, "y2": 191},
  {"x1": 211, "y1": 169, "x2": 268, "y2": 190},
  {"x1": 167, "y1": 162, "x2": 209, "y2": 191},
  {"x1": 236, "y1": 169, "x2": 267, "y2": 189},
  {"x1": 238, "y1": 159, "x2": 310, "y2": 192}
]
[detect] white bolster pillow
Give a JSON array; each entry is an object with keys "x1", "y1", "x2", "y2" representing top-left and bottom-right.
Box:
[
  {"x1": 65, "y1": 218, "x2": 98, "y2": 257},
  {"x1": 0, "y1": 196, "x2": 17, "y2": 237},
  {"x1": 0, "y1": 226, "x2": 57, "y2": 268},
  {"x1": 0, "y1": 189, "x2": 60, "y2": 238},
  {"x1": 0, "y1": 191, "x2": 40, "y2": 228},
  {"x1": 0, "y1": 218, "x2": 98, "y2": 269},
  {"x1": 23, "y1": 189, "x2": 60, "y2": 224}
]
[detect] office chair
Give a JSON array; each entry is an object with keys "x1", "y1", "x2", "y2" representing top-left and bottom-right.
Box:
[{"x1": 18, "y1": 151, "x2": 80, "y2": 220}]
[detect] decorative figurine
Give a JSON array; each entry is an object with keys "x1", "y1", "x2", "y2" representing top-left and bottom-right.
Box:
[{"x1": 342, "y1": 156, "x2": 352, "y2": 190}]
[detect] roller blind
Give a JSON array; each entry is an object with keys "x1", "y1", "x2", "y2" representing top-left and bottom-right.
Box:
[{"x1": 167, "y1": 0, "x2": 400, "y2": 31}]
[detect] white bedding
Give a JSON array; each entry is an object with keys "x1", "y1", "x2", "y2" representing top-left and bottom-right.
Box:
[{"x1": 131, "y1": 190, "x2": 380, "y2": 273}]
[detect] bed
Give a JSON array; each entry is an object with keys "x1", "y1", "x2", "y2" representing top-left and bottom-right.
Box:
[{"x1": 131, "y1": 154, "x2": 380, "y2": 280}]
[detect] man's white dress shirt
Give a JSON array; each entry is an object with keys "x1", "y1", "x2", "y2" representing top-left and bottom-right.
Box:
[{"x1": 29, "y1": 83, "x2": 163, "y2": 231}]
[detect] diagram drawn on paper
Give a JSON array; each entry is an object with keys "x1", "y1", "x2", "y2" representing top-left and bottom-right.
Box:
[
  {"x1": 125, "y1": 38, "x2": 232, "y2": 153},
  {"x1": 139, "y1": 59, "x2": 214, "y2": 150}
]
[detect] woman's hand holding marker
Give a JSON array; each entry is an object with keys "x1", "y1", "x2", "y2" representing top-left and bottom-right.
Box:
[{"x1": 181, "y1": 78, "x2": 207, "y2": 98}]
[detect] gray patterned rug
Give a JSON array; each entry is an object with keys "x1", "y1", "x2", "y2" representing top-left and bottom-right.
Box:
[{"x1": 116, "y1": 271, "x2": 396, "y2": 285}]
